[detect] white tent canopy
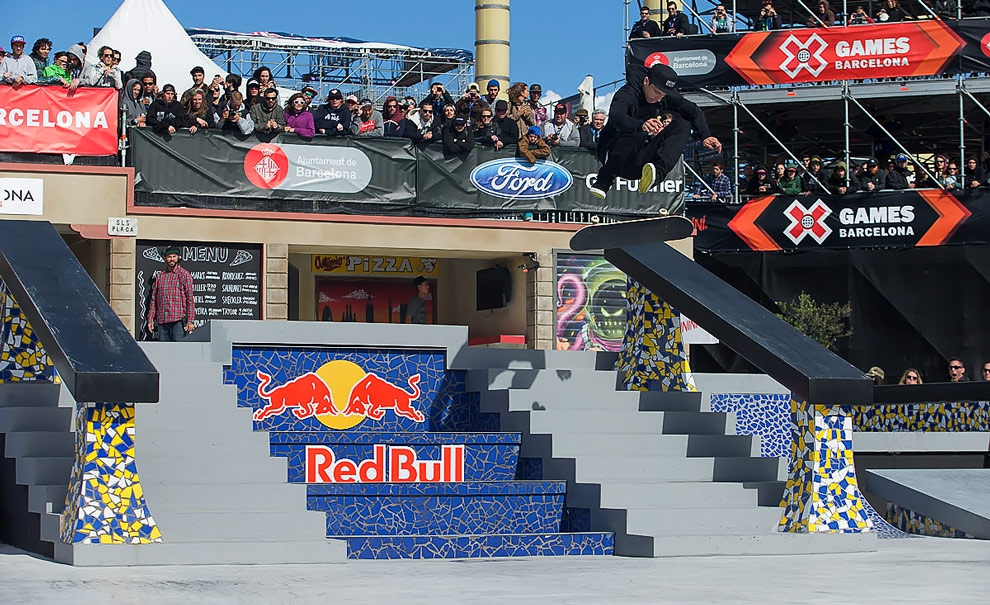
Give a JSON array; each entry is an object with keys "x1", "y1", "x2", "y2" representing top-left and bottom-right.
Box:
[{"x1": 88, "y1": 0, "x2": 227, "y2": 92}]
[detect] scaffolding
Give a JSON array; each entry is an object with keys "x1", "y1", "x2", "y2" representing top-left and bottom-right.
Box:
[{"x1": 187, "y1": 28, "x2": 475, "y2": 105}]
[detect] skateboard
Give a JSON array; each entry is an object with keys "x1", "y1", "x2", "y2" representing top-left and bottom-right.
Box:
[{"x1": 569, "y1": 215, "x2": 693, "y2": 251}]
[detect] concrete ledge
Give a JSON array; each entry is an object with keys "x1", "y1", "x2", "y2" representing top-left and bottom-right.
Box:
[{"x1": 853, "y1": 432, "x2": 990, "y2": 453}]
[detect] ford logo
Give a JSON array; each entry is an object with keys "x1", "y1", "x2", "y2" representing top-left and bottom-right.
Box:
[{"x1": 469, "y1": 158, "x2": 573, "y2": 200}]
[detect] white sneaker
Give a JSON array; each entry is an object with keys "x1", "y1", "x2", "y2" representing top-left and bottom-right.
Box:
[
  {"x1": 639, "y1": 163, "x2": 656, "y2": 193},
  {"x1": 589, "y1": 186, "x2": 607, "y2": 199}
]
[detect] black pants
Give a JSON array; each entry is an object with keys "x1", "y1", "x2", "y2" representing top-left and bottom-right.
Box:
[{"x1": 595, "y1": 117, "x2": 691, "y2": 190}]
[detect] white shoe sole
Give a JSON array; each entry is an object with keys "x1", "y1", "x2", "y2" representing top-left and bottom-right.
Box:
[
  {"x1": 639, "y1": 163, "x2": 656, "y2": 194},
  {"x1": 589, "y1": 187, "x2": 607, "y2": 200}
]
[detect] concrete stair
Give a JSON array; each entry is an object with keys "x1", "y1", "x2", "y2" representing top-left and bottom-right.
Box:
[{"x1": 468, "y1": 352, "x2": 877, "y2": 557}]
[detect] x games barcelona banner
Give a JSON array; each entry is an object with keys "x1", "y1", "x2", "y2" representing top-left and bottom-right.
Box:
[
  {"x1": 629, "y1": 19, "x2": 990, "y2": 88},
  {"x1": 0, "y1": 86, "x2": 118, "y2": 155}
]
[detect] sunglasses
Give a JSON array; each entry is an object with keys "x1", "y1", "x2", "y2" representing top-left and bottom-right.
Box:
[
  {"x1": 906, "y1": 375, "x2": 919, "y2": 381},
  {"x1": 983, "y1": 368, "x2": 990, "y2": 373},
  {"x1": 293, "y1": 100, "x2": 305, "y2": 105},
  {"x1": 950, "y1": 365, "x2": 964, "y2": 370},
  {"x1": 265, "y1": 96, "x2": 278, "y2": 101},
  {"x1": 386, "y1": 104, "x2": 397, "y2": 108},
  {"x1": 101, "y1": 53, "x2": 113, "y2": 58},
  {"x1": 481, "y1": 114, "x2": 492, "y2": 118},
  {"x1": 421, "y1": 109, "x2": 433, "y2": 114}
]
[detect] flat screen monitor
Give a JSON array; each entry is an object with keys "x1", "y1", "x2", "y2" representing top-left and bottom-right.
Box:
[{"x1": 476, "y1": 266, "x2": 512, "y2": 311}]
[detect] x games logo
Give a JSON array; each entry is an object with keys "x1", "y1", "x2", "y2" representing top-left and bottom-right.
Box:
[
  {"x1": 784, "y1": 199, "x2": 832, "y2": 244},
  {"x1": 779, "y1": 33, "x2": 829, "y2": 79}
]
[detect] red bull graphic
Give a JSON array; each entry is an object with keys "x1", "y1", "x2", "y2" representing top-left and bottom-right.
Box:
[
  {"x1": 305, "y1": 444, "x2": 464, "y2": 483},
  {"x1": 253, "y1": 360, "x2": 426, "y2": 429}
]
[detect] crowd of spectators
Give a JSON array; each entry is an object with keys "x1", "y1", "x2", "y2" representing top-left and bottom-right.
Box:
[{"x1": 867, "y1": 358, "x2": 990, "y2": 385}]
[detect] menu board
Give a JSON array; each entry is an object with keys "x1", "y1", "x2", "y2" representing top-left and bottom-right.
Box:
[{"x1": 135, "y1": 240, "x2": 263, "y2": 339}]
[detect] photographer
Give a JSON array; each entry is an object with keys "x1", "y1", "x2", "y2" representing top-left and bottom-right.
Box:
[
  {"x1": 420, "y1": 82, "x2": 454, "y2": 119},
  {"x1": 753, "y1": 0, "x2": 781, "y2": 31},
  {"x1": 710, "y1": 4, "x2": 735, "y2": 33},
  {"x1": 541, "y1": 102, "x2": 579, "y2": 148}
]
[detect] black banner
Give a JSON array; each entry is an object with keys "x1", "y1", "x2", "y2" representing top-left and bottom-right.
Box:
[
  {"x1": 629, "y1": 18, "x2": 990, "y2": 90},
  {"x1": 130, "y1": 128, "x2": 685, "y2": 217},
  {"x1": 135, "y1": 240, "x2": 263, "y2": 339},
  {"x1": 688, "y1": 189, "x2": 990, "y2": 253}
]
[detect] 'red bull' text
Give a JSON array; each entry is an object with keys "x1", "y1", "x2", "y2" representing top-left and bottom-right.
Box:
[{"x1": 305, "y1": 444, "x2": 464, "y2": 483}]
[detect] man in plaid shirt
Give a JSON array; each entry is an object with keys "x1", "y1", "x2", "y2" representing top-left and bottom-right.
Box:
[
  {"x1": 147, "y1": 245, "x2": 195, "y2": 341},
  {"x1": 692, "y1": 163, "x2": 734, "y2": 203}
]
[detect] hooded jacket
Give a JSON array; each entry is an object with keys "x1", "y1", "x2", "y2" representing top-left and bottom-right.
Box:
[
  {"x1": 806, "y1": 1, "x2": 836, "y2": 26},
  {"x1": 597, "y1": 62, "x2": 711, "y2": 162},
  {"x1": 123, "y1": 51, "x2": 153, "y2": 83},
  {"x1": 146, "y1": 97, "x2": 190, "y2": 134},
  {"x1": 120, "y1": 79, "x2": 147, "y2": 126},
  {"x1": 312, "y1": 102, "x2": 351, "y2": 136}
]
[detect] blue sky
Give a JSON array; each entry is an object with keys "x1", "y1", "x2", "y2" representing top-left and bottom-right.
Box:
[{"x1": 4, "y1": 0, "x2": 634, "y2": 102}]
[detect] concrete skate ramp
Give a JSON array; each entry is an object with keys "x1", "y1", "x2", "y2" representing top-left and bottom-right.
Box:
[{"x1": 865, "y1": 469, "x2": 990, "y2": 539}]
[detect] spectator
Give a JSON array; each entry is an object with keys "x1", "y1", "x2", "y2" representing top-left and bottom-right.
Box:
[
  {"x1": 801, "y1": 156, "x2": 828, "y2": 194},
  {"x1": 146, "y1": 84, "x2": 190, "y2": 136},
  {"x1": 886, "y1": 153, "x2": 914, "y2": 189},
  {"x1": 693, "y1": 162, "x2": 734, "y2": 202},
  {"x1": 407, "y1": 100, "x2": 441, "y2": 144},
  {"x1": 917, "y1": 154, "x2": 948, "y2": 188},
  {"x1": 858, "y1": 158, "x2": 886, "y2": 192},
  {"x1": 580, "y1": 110, "x2": 606, "y2": 152},
  {"x1": 146, "y1": 245, "x2": 196, "y2": 342},
  {"x1": 217, "y1": 91, "x2": 254, "y2": 135},
  {"x1": 663, "y1": 2, "x2": 690, "y2": 37},
  {"x1": 113, "y1": 49, "x2": 122, "y2": 68},
  {"x1": 948, "y1": 357, "x2": 969, "y2": 382},
  {"x1": 847, "y1": 5, "x2": 875, "y2": 24},
  {"x1": 932, "y1": 0, "x2": 958, "y2": 19},
  {"x1": 245, "y1": 79, "x2": 262, "y2": 110},
  {"x1": 773, "y1": 162, "x2": 786, "y2": 183},
  {"x1": 284, "y1": 93, "x2": 316, "y2": 138},
  {"x1": 440, "y1": 103, "x2": 457, "y2": 127},
  {"x1": 215, "y1": 73, "x2": 242, "y2": 110},
  {"x1": 250, "y1": 88, "x2": 286, "y2": 134},
  {"x1": 1, "y1": 35, "x2": 38, "y2": 88},
  {"x1": 122, "y1": 50, "x2": 153, "y2": 84},
  {"x1": 29, "y1": 38, "x2": 52, "y2": 76},
  {"x1": 507, "y1": 82, "x2": 536, "y2": 144},
  {"x1": 65, "y1": 44, "x2": 84, "y2": 89},
  {"x1": 876, "y1": 0, "x2": 910, "y2": 21},
  {"x1": 82, "y1": 45, "x2": 122, "y2": 89},
  {"x1": 455, "y1": 84, "x2": 490, "y2": 126},
  {"x1": 542, "y1": 102, "x2": 580, "y2": 147},
  {"x1": 630, "y1": 5, "x2": 662, "y2": 38},
  {"x1": 807, "y1": 1, "x2": 836, "y2": 26},
  {"x1": 943, "y1": 161, "x2": 960, "y2": 190},
  {"x1": 826, "y1": 162, "x2": 850, "y2": 195},
  {"x1": 382, "y1": 96, "x2": 410, "y2": 138},
  {"x1": 483, "y1": 79, "x2": 500, "y2": 105},
  {"x1": 518, "y1": 126, "x2": 551, "y2": 163},
  {"x1": 473, "y1": 107, "x2": 504, "y2": 150},
  {"x1": 442, "y1": 116, "x2": 475, "y2": 157},
  {"x1": 753, "y1": 0, "x2": 781, "y2": 30},
  {"x1": 253, "y1": 66, "x2": 276, "y2": 94},
  {"x1": 181, "y1": 66, "x2": 209, "y2": 104},
  {"x1": 301, "y1": 85, "x2": 318, "y2": 111},
  {"x1": 711, "y1": 4, "x2": 736, "y2": 32},
  {"x1": 983, "y1": 361, "x2": 990, "y2": 381},
  {"x1": 777, "y1": 162, "x2": 802, "y2": 194},
  {"x1": 965, "y1": 156, "x2": 985, "y2": 188},
  {"x1": 421, "y1": 82, "x2": 454, "y2": 117},
  {"x1": 184, "y1": 90, "x2": 217, "y2": 133},
  {"x1": 354, "y1": 99, "x2": 383, "y2": 137},
  {"x1": 205, "y1": 74, "x2": 224, "y2": 107},
  {"x1": 313, "y1": 89, "x2": 351, "y2": 136},
  {"x1": 139, "y1": 72, "x2": 158, "y2": 109},
  {"x1": 866, "y1": 366, "x2": 885, "y2": 385},
  {"x1": 121, "y1": 79, "x2": 147, "y2": 127},
  {"x1": 573, "y1": 107, "x2": 590, "y2": 127},
  {"x1": 898, "y1": 368, "x2": 923, "y2": 384},
  {"x1": 345, "y1": 94, "x2": 360, "y2": 115},
  {"x1": 746, "y1": 165, "x2": 779, "y2": 195},
  {"x1": 40, "y1": 52, "x2": 72, "y2": 87},
  {"x1": 492, "y1": 99, "x2": 519, "y2": 144},
  {"x1": 0, "y1": 47, "x2": 4, "y2": 61},
  {"x1": 528, "y1": 83, "x2": 547, "y2": 128}
]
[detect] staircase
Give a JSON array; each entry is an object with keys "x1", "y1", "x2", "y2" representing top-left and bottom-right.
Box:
[{"x1": 468, "y1": 349, "x2": 876, "y2": 556}]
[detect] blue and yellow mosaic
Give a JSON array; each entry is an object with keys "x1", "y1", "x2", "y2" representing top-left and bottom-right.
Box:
[
  {"x1": 60, "y1": 403, "x2": 161, "y2": 544},
  {"x1": 884, "y1": 502, "x2": 975, "y2": 538},
  {"x1": 615, "y1": 278, "x2": 694, "y2": 392},
  {"x1": 710, "y1": 393, "x2": 791, "y2": 458},
  {"x1": 853, "y1": 401, "x2": 990, "y2": 432},
  {"x1": 0, "y1": 278, "x2": 58, "y2": 383}
]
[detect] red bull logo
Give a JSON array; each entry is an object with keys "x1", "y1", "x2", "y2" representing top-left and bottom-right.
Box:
[
  {"x1": 252, "y1": 360, "x2": 426, "y2": 429},
  {"x1": 305, "y1": 444, "x2": 464, "y2": 483}
]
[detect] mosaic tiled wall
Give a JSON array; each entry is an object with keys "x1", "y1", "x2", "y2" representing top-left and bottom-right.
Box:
[
  {"x1": 615, "y1": 278, "x2": 694, "y2": 392},
  {"x1": 60, "y1": 403, "x2": 161, "y2": 544},
  {"x1": 884, "y1": 502, "x2": 975, "y2": 539},
  {"x1": 853, "y1": 401, "x2": 990, "y2": 432},
  {"x1": 0, "y1": 278, "x2": 58, "y2": 383},
  {"x1": 778, "y1": 399, "x2": 874, "y2": 533},
  {"x1": 710, "y1": 393, "x2": 791, "y2": 458}
]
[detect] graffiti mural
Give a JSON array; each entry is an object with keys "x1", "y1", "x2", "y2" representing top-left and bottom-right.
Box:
[{"x1": 555, "y1": 253, "x2": 627, "y2": 352}]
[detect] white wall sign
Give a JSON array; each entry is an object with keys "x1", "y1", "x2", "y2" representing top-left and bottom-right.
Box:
[
  {"x1": 108, "y1": 217, "x2": 138, "y2": 237},
  {"x1": 0, "y1": 178, "x2": 43, "y2": 215},
  {"x1": 681, "y1": 315, "x2": 719, "y2": 345}
]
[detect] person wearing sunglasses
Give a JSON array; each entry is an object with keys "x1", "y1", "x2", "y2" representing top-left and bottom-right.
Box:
[
  {"x1": 473, "y1": 108, "x2": 504, "y2": 150},
  {"x1": 948, "y1": 358, "x2": 970, "y2": 382},
  {"x1": 898, "y1": 369, "x2": 923, "y2": 385},
  {"x1": 982, "y1": 362, "x2": 990, "y2": 382},
  {"x1": 382, "y1": 96, "x2": 409, "y2": 138},
  {"x1": 41, "y1": 52, "x2": 73, "y2": 87},
  {"x1": 406, "y1": 100, "x2": 440, "y2": 144},
  {"x1": 283, "y1": 93, "x2": 315, "y2": 137},
  {"x1": 250, "y1": 88, "x2": 286, "y2": 134},
  {"x1": 81, "y1": 45, "x2": 122, "y2": 89},
  {"x1": 313, "y1": 89, "x2": 351, "y2": 137}
]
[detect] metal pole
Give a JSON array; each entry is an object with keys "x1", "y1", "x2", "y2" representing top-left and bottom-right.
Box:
[
  {"x1": 733, "y1": 88, "x2": 741, "y2": 204},
  {"x1": 959, "y1": 83, "x2": 990, "y2": 120},
  {"x1": 959, "y1": 75, "x2": 966, "y2": 185},
  {"x1": 794, "y1": 0, "x2": 828, "y2": 27},
  {"x1": 684, "y1": 161, "x2": 718, "y2": 198},
  {"x1": 624, "y1": 0, "x2": 630, "y2": 50},
  {"x1": 843, "y1": 81, "x2": 850, "y2": 188}
]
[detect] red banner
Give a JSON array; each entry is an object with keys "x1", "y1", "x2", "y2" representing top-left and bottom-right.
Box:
[{"x1": 0, "y1": 86, "x2": 118, "y2": 155}]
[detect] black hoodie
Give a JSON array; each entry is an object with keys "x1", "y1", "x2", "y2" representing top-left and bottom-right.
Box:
[
  {"x1": 597, "y1": 60, "x2": 711, "y2": 162},
  {"x1": 146, "y1": 98, "x2": 190, "y2": 134},
  {"x1": 123, "y1": 51, "x2": 153, "y2": 84}
]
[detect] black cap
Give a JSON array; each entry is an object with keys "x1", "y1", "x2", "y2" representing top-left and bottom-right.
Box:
[
  {"x1": 190, "y1": 66, "x2": 204, "y2": 75},
  {"x1": 413, "y1": 276, "x2": 427, "y2": 288},
  {"x1": 163, "y1": 245, "x2": 181, "y2": 257},
  {"x1": 867, "y1": 158, "x2": 878, "y2": 167},
  {"x1": 161, "y1": 83, "x2": 176, "y2": 93},
  {"x1": 554, "y1": 102, "x2": 567, "y2": 113},
  {"x1": 453, "y1": 116, "x2": 466, "y2": 126},
  {"x1": 645, "y1": 63, "x2": 680, "y2": 97},
  {"x1": 494, "y1": 99, "x2": 508, "y2": 111},
  {"x1": 530, "y1": 83, "x2": 542, "y2": 93},
  {"x1": 327, "y1": 88, "x2": 342, "y2": 100}
]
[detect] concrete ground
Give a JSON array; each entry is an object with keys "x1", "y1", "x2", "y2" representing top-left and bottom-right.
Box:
[{"x1": 2, "y1": 537, "x2": 989, "y2": 604}]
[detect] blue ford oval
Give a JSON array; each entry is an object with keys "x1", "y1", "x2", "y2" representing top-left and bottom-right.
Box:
[{"x1": 469, "y1": 158, "x2": 574, "y2": 200}]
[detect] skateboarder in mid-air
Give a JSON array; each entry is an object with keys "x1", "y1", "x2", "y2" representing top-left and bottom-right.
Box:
[{"x1": 590, "y1": 62, "x2": 722, "y2": 199}]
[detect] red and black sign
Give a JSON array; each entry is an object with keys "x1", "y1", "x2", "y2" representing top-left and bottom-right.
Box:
[
  {"x1": 629, "y1": 19, "x2": 990, "y2": 89},
  {"x1": 0, "y1": 85, "x2": 118, "y2": 155},
  {"x1": 688, "y1": 189, "x2": 984, "y2": 252}
]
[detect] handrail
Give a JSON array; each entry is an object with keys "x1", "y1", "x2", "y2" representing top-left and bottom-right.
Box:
[{"x1": 0, "y1": 220, "x2": 159, "y2": 403}]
